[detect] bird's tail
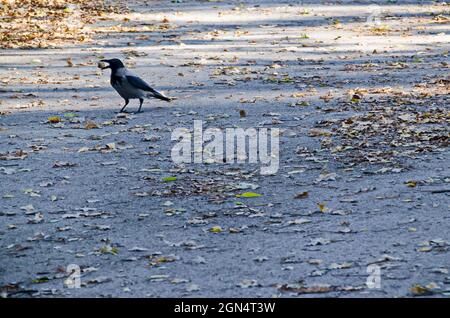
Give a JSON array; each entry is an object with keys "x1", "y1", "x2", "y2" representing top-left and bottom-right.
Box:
[{"x1": 147, "y1": 89, "x2": 172, "y2": 102}]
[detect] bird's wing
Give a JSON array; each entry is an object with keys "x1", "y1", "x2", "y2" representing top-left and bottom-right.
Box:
[
  {"x1": 126, "y1": 75, "x2": 154, "y2": 92},
  {"x1": 126, "y1": 75, "x2": 171, "y2": 101}
]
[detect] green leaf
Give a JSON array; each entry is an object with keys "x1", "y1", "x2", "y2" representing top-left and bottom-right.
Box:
[
  {"x1": 236, "y1": 192, "x2": 262, "y2": 198},
  {"x1": 32, "y1": 276, "x2": 50, "y2": 284},
  {"x1": 162, "y1": 176, "x2": 177, "y2": 182}
]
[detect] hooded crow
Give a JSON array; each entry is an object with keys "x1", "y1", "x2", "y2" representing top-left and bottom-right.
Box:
[{"x1": 99, "y1": 58, "x2": 171, "y2": 113}]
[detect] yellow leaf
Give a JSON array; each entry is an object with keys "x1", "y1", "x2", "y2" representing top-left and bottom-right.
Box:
[
  {"x1": 406, "y1": 180, "x2": 417, "y2": 188},
  {"x1": 318, "y1": 202, "x2": 328, "y2": 213},
  {"x1": 48, "y1": 116, "x2": 61, "y2": 124},
  {"x1": 209, "y1": 226, "x2": 222, "y2": 233}
]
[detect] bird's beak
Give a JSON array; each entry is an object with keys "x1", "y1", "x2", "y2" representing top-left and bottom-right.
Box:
[{"x1": 98, "y1": 60, "x2": 110, "y2": 70}]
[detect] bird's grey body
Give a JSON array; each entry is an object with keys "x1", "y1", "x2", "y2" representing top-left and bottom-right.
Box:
[
  {"x1": 99, "y1": 58, "x2": 171, "y2": 113},
  {"x1": 111, "y1": 68, "x2": 146, "y2": 100}
]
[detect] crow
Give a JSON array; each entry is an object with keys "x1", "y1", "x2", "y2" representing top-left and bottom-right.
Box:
[{"x1": 99, "y1": 58, "x2": 171, "y2": 113}]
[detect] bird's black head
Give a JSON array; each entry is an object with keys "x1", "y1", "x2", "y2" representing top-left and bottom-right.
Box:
[{"x1": 99, "y1": 58, "x2": 125, "y2": 71}]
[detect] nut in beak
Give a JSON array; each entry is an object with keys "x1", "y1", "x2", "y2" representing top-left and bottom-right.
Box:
[{"x1": 98, "y1": 61, "x2": 108, "y2": 69}]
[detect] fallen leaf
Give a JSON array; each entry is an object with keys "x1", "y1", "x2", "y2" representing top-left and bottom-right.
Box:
[
  {"x1": 294, "y1": 191, "x2": 309, "y2": 199},
  {"x1": 84, "y1": 120, "x2": 99, "y2": 130},
  {"x1": 236, "y1": 192, "x2": 262, "y2": 198},
  {"x1": 406, "y1": 180, "x2": 418, "y2": 188},
  {"x1": 48, "y1": 116, "x2": 61, "y2": 124},
  {"x1": 318, "y1": 202, "x2": 328, "y2": 213},
  {"x1": 209, "y1": 226, "x2": 223, "y2": 233}
]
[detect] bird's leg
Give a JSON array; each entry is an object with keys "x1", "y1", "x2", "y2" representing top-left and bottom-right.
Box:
[
  {"x1": 119, "y1": 99, "x2": 129, "y2": 113},
  {"x1": 137, "y1": 98, "x2": 144, "y2": 113}
]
